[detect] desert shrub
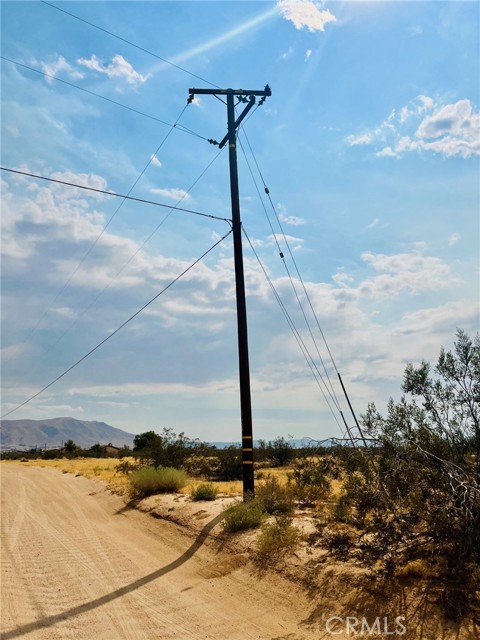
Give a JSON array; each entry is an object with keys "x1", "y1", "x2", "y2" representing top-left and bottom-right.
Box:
[
  {"x1": 63, "y1": 439, "x2": 81, "y2": 459},
  {"x1": 333, "y1": 330, "x2": 480, "y2": 617},
  {"x1": 183, "y1": 455, "x2": 221, "y2": 478},
  {"x1": 116, "y1": 459, "x2": 139, "y2": 475},
  {"x1": 213, "y1": 445, "x2": 243, "y2": 481},
  {"x1": 42, "y1": 449, "x2": 63, "y2": 460},
  {"x1": 395, "y1": 559, "x2": 441, "y2": 580},
  {"x1": 322, "y1": 524, "x2": 357, "y2": 558},
  {"x1": 256, "y1": 475, "x2": 294, "y2": 515},
  {"x1": 133, "y1": 428, "x2": 206, "y2": 470},
  {"x1": 288, "y1": 457, "x2": 335, "y2": 505},
  {"x1": 256, "y1": 437, "x2": 294, "y2": 467},
  {"x1": 256, "y1": 515, "x2": 300, "y2": 560},
  {"x1": 87, "y1": 443, "x2": 108, "y2": 458},
  {"x1": 191, "y1": 482, "x2": 219, "y2": 501},
  {"x1": 129, "y1": 466, "x2": 187, "y2": 498},
  {"x1": 222, "y1": 499, "x2": 265, "y2": 532}
]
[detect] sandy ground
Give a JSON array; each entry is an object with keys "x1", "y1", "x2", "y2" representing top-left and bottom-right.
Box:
[{"x1": 0, "y1": 465, "x2": 319, "y2": 640}]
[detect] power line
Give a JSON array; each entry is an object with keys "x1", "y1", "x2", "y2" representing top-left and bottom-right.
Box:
[
  {"x1": 241, "y1": 128, "x2": 341, "y2": 376},
  {"x1": 1, "y1": 229, "x2": 232, "y2": 419},
  {"x1": 0, "y1": 167, "x2": 228, "y2": 222},
  {"x1": 237, "y1": 133, "x2": 342, "y2": 413},
  {"x1": 242, "y1": 228, "x2": 343, "y2": 431},
  {"x1": 44, "y1": 148, "x2": 226, "y2": 356},
  {"x1": 1, "y1": 56, "x2": 208, "y2": 141},
  {"x1": 1, "y1": 104, "x2": 202, "y2": 369},
  {"x1": 41, "y1": 1, "x2": 220, "y2": 89}
]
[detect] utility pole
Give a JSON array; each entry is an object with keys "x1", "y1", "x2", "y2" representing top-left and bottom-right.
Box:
[{"x1": 188, "y1": 86, "x2": 271, "y2": 499}]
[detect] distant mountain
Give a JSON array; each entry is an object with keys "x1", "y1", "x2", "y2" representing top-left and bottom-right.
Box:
[{"x1": 0, "y1": 417, "x2": 135, "y2": 451}]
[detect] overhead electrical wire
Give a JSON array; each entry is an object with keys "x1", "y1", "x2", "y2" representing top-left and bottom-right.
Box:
[
  {"x1": 46, "y1": 148, "x2": 226, "y2": 354},
  {"x1": 239, "y1": 128, "x2": 365, "y2": 443},
  {"x1": 0, "y1": 57, "x2": 209, "y2": 141},
  {"x1": 242, "y1": 228, "x2": 343, "y2": 431},
  {"x1": 40, "y1": 0, "x2": 220, "y2": 89},
  {"x1": 1, "y1": 103, "x2": 209, "y2": 369},
  {"x1": 237, "y1": 133, "x2": 342, "y2": 413},
  {"x1": 24, "y1": 104, "x2": 191, "y2": 317},
  {"x1": 0, "y1": 167, "x2": 227, "y2": 222},
  {"x1": 241, "y1": 128, "x2": 341, "y2": 376},
  {"x1": 1, "y1": 129, "x2": 226, "y2": 375},
  {"x1": 0, "y1": 229, "x2": 232, "y2": 419}
]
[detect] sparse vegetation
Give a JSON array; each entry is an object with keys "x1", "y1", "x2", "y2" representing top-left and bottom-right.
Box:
[
  {"x1": 190, "y1": 482, "x2": 219, "y2": 501},
  {"x1": 222, "y1": 499, "x2": 265, "y2": 532},
  {"x1": 133, "y1": 428, "x2": 207, "y2": 469},
  {"x1": 256, "y1": 437, "x2": 295, "y2": 467},
  {"x1": 2, "y1": 330, "x2": 478, "y2": 626},
  {"x1": 288, "y1": 456, "x2": 336, "y2": 505},
  {"x1": 256, "y1": 475, "x2": 294, "y2": 515},
  {"x1": 327, "y1": 329, "x2": 480, "y2": 618},
  {"x1": 129, "y1": 466, "x2": 187, "y2": 499},
  {"x1": 256, "y1": 515, "x2": 300, "y2": 561}
]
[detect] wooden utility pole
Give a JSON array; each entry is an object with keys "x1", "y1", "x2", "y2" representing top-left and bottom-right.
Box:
[{"x1": 188, "y1": 86, "x2": 271, "y2": 499}]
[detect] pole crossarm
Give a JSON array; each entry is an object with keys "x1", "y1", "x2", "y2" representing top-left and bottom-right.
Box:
[{"x1": 189, "y1": 86, "x2": 271, "y2": 98}]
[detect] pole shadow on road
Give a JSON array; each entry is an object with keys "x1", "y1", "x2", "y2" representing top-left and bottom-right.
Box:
[{"x1": 2, "y1": 512, "x2": 224, "y2": 639}]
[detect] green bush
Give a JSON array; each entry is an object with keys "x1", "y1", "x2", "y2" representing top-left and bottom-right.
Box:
[
  {"x1": 256, "y1": 437, "x2": 294, "y2": 467},
  {"x1": 129, "y1": 466, "x2": 187, "y2": 498},
  {"x1": 289, "y1": 457, "x2": 334, "y2": 505},
  {"x1": 256, "y1": 515, "x2": 300, "y2": 560},
  {"x1": 133, "y1": 428, "x2": 207, "y2": 469},
  {"x1": 213, "y1": 445, "x2": 243, "y2": 481},
  {"x1": 256, "y1": 475, "x2": 294, "y2": 515},
  {"x1": 222, "y1": 499, "x2": 265, "y2": 532},
  {"x1": 183, "y1": 455, "x2": 221, "y2": 478},
  {"x1": 191, "y1": 482, "x2": 219, "y2": 501}
]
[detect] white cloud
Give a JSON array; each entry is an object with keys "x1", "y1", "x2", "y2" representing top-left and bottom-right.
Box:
[
  {"x1": 332, "y1": 270, "x2": 353, "y2": 286},
  {"x1": 448, "y1": 232, "x2": 461, "y2": 246},
  {"x1": 190, "y1": 96, "x2": 202, "y2": 107},
  {"x1": 277, "y1": 0, "x2": 337, "y2": 32},
  {"x1": 346, "y1": 132, "x2": 373, "y2": 146},
  {"x1": 393, "y1": 298, "x2": 478, "y2": 336},
  {"x1": 150, "y1": 154, "x2": 162, "y2": 167},
  {"x1": 49, "y1": 170, "x2": 109, "y2": 198},
  {"x1": 53, "y1": 307, "x2": 76, "y2": 319},
  {"x1": 348, "y1": 96, "x2": 480, "y2": 159},
  {"x1": 279, "y1": 213, "x2": 306, "y2": 226},
  {"x1": 268, "y1": 233, "x2": 304, "y2": 251},
  {"x1": 376, "y1": 146, "x2": 396, "y2": 158},
  {"x1": 366, "y1": 217, "x2": 380, "y2": 229},
  {"x1": 150, "y1": 187, "x2": 190, "y2": 201},
  {"x1": 305, "y1": 49, "x2": 312, "y2": 61},
  {"x1": 359, "y1": 250, "x2": 459, "y2": 299},
  {"x1": 38, "y1": 54, "x2": 84, "y2": 83},
  {"x1": 77, "y1": 54, "x2": 150, "y2": 87}
]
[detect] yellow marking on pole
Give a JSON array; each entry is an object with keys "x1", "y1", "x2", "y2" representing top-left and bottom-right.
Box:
[
  {"x1": 242, "y1": 448, "x2": 253, "y2": 452},
  {"x1": 243, "y1": 461, "x2": 254, "y2": 464}
]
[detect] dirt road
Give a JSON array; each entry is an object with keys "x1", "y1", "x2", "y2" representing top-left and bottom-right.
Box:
[{"x1": 1, "y1": 465, "x2": 318, "y2": 639}]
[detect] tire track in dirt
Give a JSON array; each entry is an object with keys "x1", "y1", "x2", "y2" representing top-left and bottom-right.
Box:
[{"x1": 1, "y1": 465, "x2": 317, "y2": 640}]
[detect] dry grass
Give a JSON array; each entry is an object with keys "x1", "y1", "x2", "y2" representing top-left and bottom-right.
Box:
[
  {"x1": 1, "y1": 459, "x2": 309, "y2": 498},
  {"x1": 1, "y1": 457, "x2": 132, "y2": 493}
]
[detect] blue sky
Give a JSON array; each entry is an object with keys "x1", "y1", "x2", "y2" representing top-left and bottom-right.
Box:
[{"x1": 1, "y1": 1, "x2": 479, "y2": 444}]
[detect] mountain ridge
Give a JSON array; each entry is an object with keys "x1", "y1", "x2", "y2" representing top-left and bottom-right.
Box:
[{"x1": 0, "y1": 417, "x2": 136, "y2": 450}]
